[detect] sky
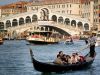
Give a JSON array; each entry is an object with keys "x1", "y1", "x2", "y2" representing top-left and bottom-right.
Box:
[{"x1": 0, "y1": 0, "x2": 30, "y2": 6}]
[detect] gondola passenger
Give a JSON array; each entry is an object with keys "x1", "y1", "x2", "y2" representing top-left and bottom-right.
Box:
[
  {"x1": 65, "y1": 55, "x2": 72, "y2": 64},
  {"x1": 79, "y1": 56, "x2": 85, "y2": 62},
  {"x1": 57, "y1": 51, "x2": 64, "y2": 60},
  {"x1": 54, "y1": 55, "x2": 63, "y2": 64},
  {"x1": 71, "y1": 53, "x2": 80, "y2": 64},
  {"x1": 61, "y1": 54, "x2": 68, "y2": 64}
]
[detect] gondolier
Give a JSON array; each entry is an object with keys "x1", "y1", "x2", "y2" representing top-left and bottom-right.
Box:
[{"x1": 88, "y1": 33, "x2": 96, "y2": 57}]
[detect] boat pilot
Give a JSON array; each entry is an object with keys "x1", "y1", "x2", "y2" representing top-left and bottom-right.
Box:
[{"x1": 88, "y1": 33, "x2": 96, "y2": 57}]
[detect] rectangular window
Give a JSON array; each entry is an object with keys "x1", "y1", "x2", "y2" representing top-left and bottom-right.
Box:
[
  {"x1": 79, "y1": 5, "x2": 80, "y2": 8},
  {"x1": 57, "y1": 5, "x2": 58, "y2": 8},
  {"x1": 70, "y1": 4, "x2": 71, "y2": 8},
  {"x1": 67, "y1": 10, "x2": 68, "y2": 14},
  {"x1": 66, "y1": 4, "x2": 68, "y2": 8},
  {"x1": 70, "y1": 10, "x2": 72, "y2": 14},
  {"x1": 62, "y1": 10, "x2": 65, "y2": 13},
  {"x1": 62, "y1": 5, "x2": 65, "y2": 8},
  {"x1": 59, "y1": 5, "x2": 60, "y2": 8}
]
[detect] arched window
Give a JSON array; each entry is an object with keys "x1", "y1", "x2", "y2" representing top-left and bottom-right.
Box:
[
  {"x1": 64, "y1": 18, "x2": 70, "y2": 25},
  {"x1": 40, "y1": 8, "x2": 49, "y2": 21},
  {"x1": 25, "y1": 16, "x2": 31, "y2": 23},
  {"x1": 6, "y1": 20, "x2": 11, "y2": 28},
  {"x1": 12, "y1": 19, "x2": 18, "y2": 27},
  {"x1": 19, "y1": 18, "x2": 24, "y2": 25},
  {"x1": 0, "y1": 22, "x2": 4, "y2": 29},
  {"x1": 71, "y1": 20, "x2": 76, "y2": 27},
  {"x1": 84, "y1": 23, "x2": 89, "y2": 30},
  {"x1": 32, "y1": 15, "x2": 38, "y2": 22},
  {"x1": 52, "y1": 15, "x2": 57, "y2": 22},
  {"x1": 41, "y1": 27, "x2": 44, "y2": 31},
  {"x1": 77, "y1": 22, "x2": 83, "y2": 29},
  {"x1": 58, "y1": 16, "x2": 63, "y2": 23}
]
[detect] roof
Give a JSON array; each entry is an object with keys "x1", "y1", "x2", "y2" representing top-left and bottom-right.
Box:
[
  {"x1": 31, "y1": 0, "x2": 82, "y2": 6},
  {"x1": 0, "y1": 1, "x2": 29, "y2": 9}
]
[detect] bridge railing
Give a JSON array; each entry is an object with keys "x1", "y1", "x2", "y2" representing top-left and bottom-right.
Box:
[
  {"x1": 7, "y1": 22, "x2": 38, "y2": 31},
  {"x1": 6, "y1": 20, "x2": 83, "y2": 36},
  {"x1": 51, "y1": 22, "x2": 83, "y2": 32}
]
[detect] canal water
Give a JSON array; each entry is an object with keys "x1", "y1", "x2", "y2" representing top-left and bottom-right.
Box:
[{"x1": 0, "y1": 40, "x2": 100, "y2": 75}]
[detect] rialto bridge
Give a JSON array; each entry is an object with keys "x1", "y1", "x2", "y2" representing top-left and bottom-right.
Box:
[{"x1": 0, "y1": 7, "x2": 90, "y2": 36}]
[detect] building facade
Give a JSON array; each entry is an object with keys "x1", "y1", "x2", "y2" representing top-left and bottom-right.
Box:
[
  {"x1": 0, "y1": 1, "x2": 28, "y2": 18},
  {"x1": 28, "y1": 0, "x2": 100, "y2": 31},
  {"x1": 27, "y1": 0, "x2": 82, "y2": 16},
  {"x1": 94, "y1": 0, "x2": 100, "y2": 31},
  {"x1": 82, "y1": 0, "x2": 100, "y2": 31}
]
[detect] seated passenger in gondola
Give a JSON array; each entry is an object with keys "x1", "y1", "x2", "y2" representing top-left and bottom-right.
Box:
[
  {"x1": 64, "y1": 55, "x2": 71, "y2": 64},
  {"x1": 73, "y1": 53, "x2": 85, "y2": 63},
  {"x1": 54, "y1": 51, "x2": 64, "y2": 64},
  {"x1": 57, "y1": 51, "x2": 64, "y2": 60},
  {"x1": 61, "y1": 54, "x2": 68, "y2": 64},
  {"x1": 54, "y1": 55, "x2": 63, "y2": 64},
  {"x1": 79, "y1": 55, "x2": 85, "y2": 62},
  {"x1": 71, "y1": 53, "x2": 80, "y2": 64}
]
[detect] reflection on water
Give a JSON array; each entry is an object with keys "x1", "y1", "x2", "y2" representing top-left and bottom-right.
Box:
[{"x1": 0, "y1": 40, "x2": 100, "y2": 75}]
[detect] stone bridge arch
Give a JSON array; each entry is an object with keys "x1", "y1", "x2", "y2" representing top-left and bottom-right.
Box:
[
  {"x1": 25, "y1": 16, "x2": 31, "y2": 23},
  {"x1": 64, "y1": 18, "x2": 70, "y2": 25},
  {"x1": 12, "y1": 19, "x2": 18, "y2": 27},
  {"x1": 19, "y1": 17, "x2": 24, "y2": 25},
  {"x1": 58, "y1": 16, "x2": 64, "y2": 23},
  {"x1": 6, "y1": 20, "x2": 11, "y2": 28},
  {"x1": 84, "y1": 23, "x2": 89, "y2": 30},
  {"x1": 71, "y1": 20, "x2": 76, "y2": 27},
  {"x1": 77, "y1": 21, "x2": 83, "y2": 29},
  {"x1": 0, "y1": 22, "x2": 4, "y2": 30},
  {"x1": 51, "y1": 15, "x2": 57, "y2": 22},
  {"x1": 38, "y1": 7, "x2": 51, "y2": 21},
  {"x1": 32, "y1": 14, "x2": 38, "y2": 22}
]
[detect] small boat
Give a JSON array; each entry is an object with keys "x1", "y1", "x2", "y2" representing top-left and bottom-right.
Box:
[
  {"x1": 26, "y1": 31, "x2": 60, "y2": 44},
  {"x1": 64, "y1": 39, "x2": 74, "y2": 45},
  {"x1": 65, "y1": 41, "x2": 74, "y2": 45},
  {"x1": 30, "y1": 49, "x2": 96, "y2": 72},
  {"x1": 0, "y1": 37, "x2": 3, "y2": 45}
]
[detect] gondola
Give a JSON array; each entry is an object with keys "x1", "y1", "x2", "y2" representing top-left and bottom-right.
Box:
[
  {"x1": 30, "y1": 49, "x2": 96, "y2": 72},
  {"x1": 64, "y1": 41, "x2": 74, "y2": 45}
]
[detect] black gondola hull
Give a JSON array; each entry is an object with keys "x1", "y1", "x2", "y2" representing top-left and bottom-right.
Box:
[
  {"x1": 32, "y1": 57, "x2": 94, "y2": 72},
  {"x1": 30, "y1": 49, "x2": 95, "y2": 72}
]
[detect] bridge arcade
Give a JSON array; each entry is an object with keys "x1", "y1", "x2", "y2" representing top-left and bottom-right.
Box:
[{"x1": 0, "y1": 7, "x2": 90, "y2": 34}]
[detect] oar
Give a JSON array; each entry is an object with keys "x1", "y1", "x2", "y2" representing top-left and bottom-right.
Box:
[
  {"x1": 80, "y1": 44, "x2": 90, "y2": 50},
  {"x1": 77, "y1": 44, "x2": 90, "y2": 53}
]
